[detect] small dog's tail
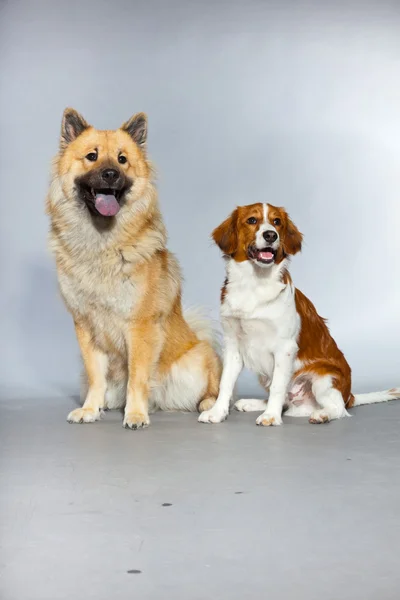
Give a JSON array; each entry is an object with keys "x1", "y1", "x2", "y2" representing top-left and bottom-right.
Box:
[
  {"x1": 183, "y1": 306, "x2": 222, "y2": 355},
  {"x1": 352, "y1": 388, "x2": 400, "y2": 406}
]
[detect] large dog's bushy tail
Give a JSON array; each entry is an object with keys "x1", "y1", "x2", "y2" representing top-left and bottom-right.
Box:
[
  {"x1": 353, "y1": 387, "x2": 400, "y2": 406},
  {"x1": 183, "y1": 306, "x2": 222, "y2": 355}
]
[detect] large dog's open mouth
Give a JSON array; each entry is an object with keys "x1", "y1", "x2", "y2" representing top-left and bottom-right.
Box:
[
  {"x1": 78, "y1": 185, "x2": 126, "y2": 217},
  {"x1": 90, "y1": 188, "x2": 121, "y2": 217},
  {"x1": 75, "y1": 170, "x2": 133, "y2": 221},
  {"x1": 248, "y1": 245, "x2": 276, "y2": 265}
]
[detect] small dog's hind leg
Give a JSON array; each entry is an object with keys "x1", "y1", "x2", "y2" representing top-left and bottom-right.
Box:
[
  {"x1": 309, "y1": 376, "x2": 349, "y2": 424},
  {"x1": 234, "y1": 399, "x2": 268, "y2": 412}
]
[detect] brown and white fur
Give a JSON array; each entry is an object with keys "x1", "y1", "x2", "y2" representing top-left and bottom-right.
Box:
[
  {"x1": 46, "y1": 108, "x2": 221, "y2": 429},
  {"x1": 199, "y1": 202, "x2": 400, "y2": 426}
]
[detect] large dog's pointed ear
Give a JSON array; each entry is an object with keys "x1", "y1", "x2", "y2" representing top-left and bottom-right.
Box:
[
  {"x1": 282, "y1": 212, "x2": 303, "y2": 255},
  {"x1": 121, "y1": 112, "x2": 148, "y2": 147},
  {"x1": 212, "y1": 209, "x2": 239, "y2": 256},
  {"x1": 60, "y1": 108, "x2": 90, "y2": 149}
]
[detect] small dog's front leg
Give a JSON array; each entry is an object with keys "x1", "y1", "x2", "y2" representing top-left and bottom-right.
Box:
[
  {"x1": 199, "y1": 340, "x2": 243, "y2": 424},
  {"x1": 256, "y1": 340, "x2": 297, "y2": 427}
]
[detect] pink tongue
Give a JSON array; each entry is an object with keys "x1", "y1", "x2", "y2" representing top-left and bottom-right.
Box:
[
  {"x1": 258, "y1": 251, "x2": 274, "y2": 261},
  {"x1": 94, "y1": 193, "x2": 120, "y2": 217}
]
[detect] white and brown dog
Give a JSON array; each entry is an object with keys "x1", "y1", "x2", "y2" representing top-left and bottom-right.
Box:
[{"x1": 199, "y1": 202, "x2": 400, "y2": 426}]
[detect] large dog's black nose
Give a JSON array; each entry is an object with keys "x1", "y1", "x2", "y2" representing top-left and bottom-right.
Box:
[
  {"x1": 263, "y1": 230, "x2": 278, "y2": 244},
  {"x1": 102, "y1": 168, "x2": 119, "y2": 184}
]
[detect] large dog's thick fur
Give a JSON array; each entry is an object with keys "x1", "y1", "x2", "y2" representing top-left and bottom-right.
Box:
[{"x1": 46, "y1": 108, "x2": 221, "y2": 428}]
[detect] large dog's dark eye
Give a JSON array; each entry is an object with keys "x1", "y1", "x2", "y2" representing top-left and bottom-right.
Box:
[
  {"x1": 118, "y1": 155, "x2": 127, "y2": 164},
  {"x1": 247, "y1": 217, "x2": 257, "y2": 225},
  {"x1": 273, "y1": 218, "x2": 281, "y2": 226},
  {"x1": 85, "y1": 152, "x2": 97, "y2": 162}
]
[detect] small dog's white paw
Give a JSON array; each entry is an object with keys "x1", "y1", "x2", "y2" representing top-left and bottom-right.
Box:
[
  {"x1": 234, "y1": 399, "x2": 268, "y2": 412},
  {"x1": 309, "y1": 409, "x2": 330, "y2": 424},
  {"x1": 67, "y1": 407, "x2": 101, "y2": 424},
  {"x1": 198, "y1": 407, "x2": 228, "y2": 424},
  {"x1": 256, "y1": 411, "x2": 283, "y2": 427}
]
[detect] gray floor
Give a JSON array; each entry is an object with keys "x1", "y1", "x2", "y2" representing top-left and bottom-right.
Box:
[{"x1": 1, "y1": 398, "x2": 400, "y2": 600}]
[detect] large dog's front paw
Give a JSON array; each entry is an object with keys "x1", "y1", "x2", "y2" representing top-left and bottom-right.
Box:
[
  {"x1": 67, "y1": 407, "x2": 101, "y2": 424},
  {"x1": 198, "y1": 406, "x2": 228, "y2": 424},
  {"x1": 123, "y1": 412, "x2": 150, "y2": 430},
  {"x1": 256, "y1": 411, "x2": 283, "y2": 427}
]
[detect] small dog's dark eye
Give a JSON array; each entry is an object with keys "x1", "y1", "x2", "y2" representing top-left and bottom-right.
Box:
[
  {"x1": 273, "y1": 218, "x2": 281, "y2": 226},
  {"x1": 85, "y1": 152, "x2": 97, "y2": 162},
  {"x1": 247, "y1": 217, "x2": 257, "y2": 225},
  {"x1": 118, "y1": 155, "x2": 127, "y2": 164}
]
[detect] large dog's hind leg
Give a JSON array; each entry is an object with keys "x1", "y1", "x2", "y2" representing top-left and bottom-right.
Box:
[
  {"x1": 197, "y1": 344, "x2": 222, "y2": 413},
  {"x1": 151, "y1": 341, "x2": 220, "y2": 414}
]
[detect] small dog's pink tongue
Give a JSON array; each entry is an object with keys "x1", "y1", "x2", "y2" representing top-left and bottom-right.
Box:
[
  {"x1": 94, "y1": 193, "x2": 120, "y2": 217},
  {"x1": 258, "y1": 251, "x2": 274, "y2": 260}
]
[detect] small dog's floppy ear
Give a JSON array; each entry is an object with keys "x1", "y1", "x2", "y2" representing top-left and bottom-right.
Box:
[
  {"x1": 283, "y1": 214, "x2": 303, "y2": 256},
  {"x1": 121, "y1": 112, "x2": 148, "y2": 147},
  {"x1": 60, "y1": 108, "x2": 89, "y2": 149},
  {"x1": 212, "y1": 209, "x2": 239, "y2": 256}
]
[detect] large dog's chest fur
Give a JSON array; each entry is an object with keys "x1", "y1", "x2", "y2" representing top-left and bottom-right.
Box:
[{"x1": 57, "y1": 252, "x2": 140, "y2": 354}]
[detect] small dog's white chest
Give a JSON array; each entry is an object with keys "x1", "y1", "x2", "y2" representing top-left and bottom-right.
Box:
[
  {"x1": 220, "y1": 259, "x2": 301, "y2": 379},
  {"x1": 236, "y1": 318, "x2": 277, "y2": 376}
]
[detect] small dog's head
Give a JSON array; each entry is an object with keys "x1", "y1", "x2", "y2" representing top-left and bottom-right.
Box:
[
  {"x1": 57, "y1": 108, "x2": 150, "y2": 219},
  {"x1": 212, "y1": 203, "x2": 302, "y2": 268}
]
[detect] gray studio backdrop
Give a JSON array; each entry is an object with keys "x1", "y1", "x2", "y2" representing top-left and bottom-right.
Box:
[{"x1": 1, "y1": 0, "x2": 399, "y2": 401}]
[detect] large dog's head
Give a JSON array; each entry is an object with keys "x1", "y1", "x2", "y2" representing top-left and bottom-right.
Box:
[
  {"x1": 56, "y1": 108, "x2": 151, "y2": 221},
  {"x1": 212, "y1": 203, "x2": 303, "y2": 268}
]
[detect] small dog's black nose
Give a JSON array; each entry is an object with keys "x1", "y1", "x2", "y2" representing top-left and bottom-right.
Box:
[
  {"x1": 263, "y1": 230, "x2": 278, "y2": 244},
  {"x1": 102, "y1": 168, "x2": 119, "y2": 184}
]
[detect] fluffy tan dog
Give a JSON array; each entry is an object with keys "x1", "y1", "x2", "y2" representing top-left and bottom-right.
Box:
[{"x1": 46, "y1": 108, "x2": 221, "y2": 428}]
